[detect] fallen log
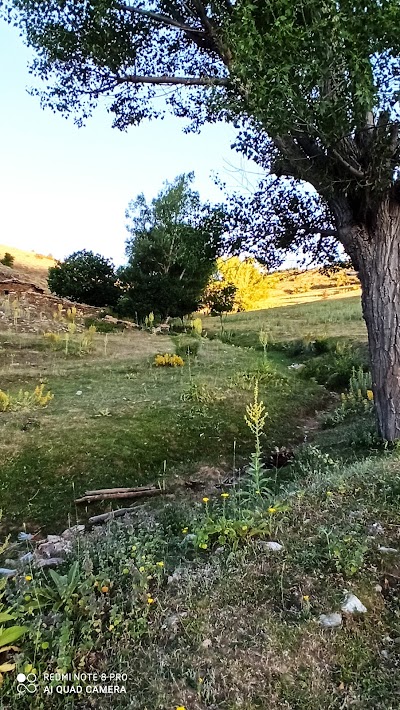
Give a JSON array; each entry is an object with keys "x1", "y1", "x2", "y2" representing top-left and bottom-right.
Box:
[
  {"x1": 75, "y1": 487, "x2": 163, "y2": 504},
  {"x1": 88, "y1": 507, "x2": 138, "y2": 524},
  {"x1": 84, "y1": 485, "x2": 155, "y2": 496}
]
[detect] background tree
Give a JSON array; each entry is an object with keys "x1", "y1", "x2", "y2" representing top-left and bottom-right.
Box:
[
  {"x1": 216, "y1": 256, "x2": 269, "y2": 311},
  {"x1": 119, "y1": 174, "x2": 225, "y2": 320},
  {"x1": 202, "y1": 280, "x2": 237, "y2": 329},
  {"x1": 48, "y1": 250, "x2": 119, "y2": 307},
  {"x1": 6, "y1": 0, "x2": 400, "y2": 439},
  {"x1": 0, "y1": 253, "x2": 15, "y2": 268}
]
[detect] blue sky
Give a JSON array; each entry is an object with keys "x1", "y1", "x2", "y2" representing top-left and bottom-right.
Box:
[{"x1": 0, "y1": 22, "x2": 260, "y2": 266}]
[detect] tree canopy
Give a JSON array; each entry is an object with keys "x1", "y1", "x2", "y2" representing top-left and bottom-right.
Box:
[
  {"x1": 119, "y1": 173, "x2": 225, "y2": 319},
  {"x1": 48, "y1": 250, "x2": 119, "y2": 306},
  {"x1": 5, "y1": 0, "x2": 399, "y2": 263}
]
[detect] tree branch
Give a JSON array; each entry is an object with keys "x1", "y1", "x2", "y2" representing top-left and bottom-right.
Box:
[
  {"x1": 330, "y1": 148, "x2": 365, "y2": 179},
  {"x1": 115, "y1": 1, "x2": 205, "y2": 34},
  {"x1": 115, "y1": 74, "x2": 228, "y2": 86}
]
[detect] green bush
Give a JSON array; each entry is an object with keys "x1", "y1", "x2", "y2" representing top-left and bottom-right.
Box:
[
  {"x1": 174, "y1": 336, "x2": 201, "y2": 358},
  {"x1": 84, "y1": 317, "x2": 125, "y2": 333},
  {"x1": 169, "y1": 317, "x2": 186, "y2": 333},
  {"x1": 0, "y1": 252, "x2": 15, "y2": 268},
  {"x1": 300, "y1": 346, "x2": 368, "y2": 390}
]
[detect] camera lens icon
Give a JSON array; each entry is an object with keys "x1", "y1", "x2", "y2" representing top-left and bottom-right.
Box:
[{"x1": 16, "y1": 672, "x2": 38, "y2": 694}]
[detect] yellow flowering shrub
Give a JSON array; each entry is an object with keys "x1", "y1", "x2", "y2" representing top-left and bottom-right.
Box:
[
  {"x1": 43, "y1": 331, "x2": 62, "y2": 350},
  {"x1": 0, "y1": 391, "x2": 11, "y2": 412},
  {"x1": 0, "y1": 384, "x2": 53, "y2": 412},
  {"x1": 154, "y1": 353, "x2": 184, "y2": 367}
]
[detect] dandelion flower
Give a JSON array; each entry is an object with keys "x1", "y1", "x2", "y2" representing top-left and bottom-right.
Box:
[
  {"x1": 25, "y1": 575, "x2": 32, "y2": 582},
  {"x1": 176, "y1": 706, "x2": 186, "y2": 710},
  {"x1": 326, "y1": 491, "x2": 333, "y2": 498},
  {"x1": 139, "y1": 566, "x2": 145, "y2": 573},
  {"x1": 156, "y1": 561, "x2": 164, "y2": 567},
  {"x1": 268, "y1": 506, "x2": 277, "y2": 514},
  {"x1": 241, "y1": 525, "x2": 248, "y2": 532},
  {"x1": 182, "y1": 527, "x2": 188, "y2": 534},
  {"x1": 202, "y1": 497, "x2": 209, "y2": 503},
  {"x1": 199, "y1": 542, "x2": 208, "y2": 549},
  {"x1": 221, "y1": 492, "x2": 229, "y2": 499},
  {"x1": 147, "y1": 596, "x2": 155, "y2": 604},
  {"x1": 303, "y1": 595, "x2": 310, "y2": 602},
  {"x1": 366, "y1": 389, "x2": 374, "y2": 401}
]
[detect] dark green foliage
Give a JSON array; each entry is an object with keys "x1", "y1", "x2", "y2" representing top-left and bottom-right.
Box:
[
  {"x1": 48, "y1": 250, "x2": 119, "y2": 307},
  {"x1": 83, "y1": 317, "x2": 125, "y2": 333},
  {"x1": 174, "y1": 336, "x2": 201, "y2": 358},
  {"x1": 0, "y1": 252, "x2": 15, "y2": 268},
  {"x1": 118, "y1": 174, "x2": 225, "y2": 320},
  {"x1": 202, "y1": 281, "x2": 237, "y2": 317},
  {"x1": 300, "y1": 347, "x2": 368, "y2": 390}
]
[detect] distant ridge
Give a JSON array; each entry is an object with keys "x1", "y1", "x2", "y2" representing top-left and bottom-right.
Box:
[{"x1": 0, "y1": 244, "x2": 56, "y2": 292}]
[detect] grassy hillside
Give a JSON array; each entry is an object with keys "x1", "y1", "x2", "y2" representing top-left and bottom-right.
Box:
[
  {"x1": 0, "y1": 244, "x2": 56, "y2": 291},
  {"x1": 2, "y1": 294, "x2": 400, "y2": 709}
]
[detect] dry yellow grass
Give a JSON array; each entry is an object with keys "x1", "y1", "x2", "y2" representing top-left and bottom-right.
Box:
[{"x1": 0, "y1": 243, "x2": 56, "y2": 290}]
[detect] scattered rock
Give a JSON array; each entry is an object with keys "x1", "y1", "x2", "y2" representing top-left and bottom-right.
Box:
[
  {"x1": 19, "y1": 552, "x2": 34, "y2": 565},
  {"x1": 201, "y1": 638, "x2": 212, "y2": 649},
  {"x1": 378, "y1": 546, "x2": 398, "y2": 553},
  {"x1": 0, "y1": 567, "x2": 17, "y2": 577},
  {"x1": 288, "y1": 363, "x2": 305, "y2": 371},
  {"x1": 319, "y1": 612, "x2": 342, "y2": 628},
  {"x1": 368, "y1": 522, "x2": 384, "y2": 536},
  {"x1": 62, "y1": 525, "x2": 85, "y2": 540},
  {"x1": 38, "y1": 534, "x2": 72, "y2": 558},
  {"x1": 341, "y1": 593, "x2": 367, "y2": 614},
  {"x1": 264, "y1": 541, "x2": 284, "y2": 552},
  {"x1": 167, "y1": 568, "x2": 183, "y2": 585},
  {"x1": 36, "y1": 557, "x2": 64, "y2": 568},
  {"x1": 76, "y1": 390, "x2": 83, "y2": 396}
]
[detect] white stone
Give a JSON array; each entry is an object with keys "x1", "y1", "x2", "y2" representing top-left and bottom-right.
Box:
[
  {"x1": 378, "y1": 546, "x2": 398, "y2": 553},
  {"x1": 76, "y1": 390, "x2": 83, "y2": 396},
  {"x1": 319, "y1": 612, "x2": 342, "y2": 628},
  {"x1": 265, "y1": 541, "x2": 284, "y2": 551},
  {"x1": 341, "y1": 593, "x2": 367, "y2": 614}
]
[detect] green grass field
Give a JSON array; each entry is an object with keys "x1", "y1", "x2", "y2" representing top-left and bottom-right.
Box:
[
  {"x1": 2, "y1": 295, "x2": 400, "y2": 710},
  {"x1": 0, "y1": 322, "x2": 325, "y2": 533},
  {"x1": 203, "y1": 295, "x2": 366, "y2": 345}
]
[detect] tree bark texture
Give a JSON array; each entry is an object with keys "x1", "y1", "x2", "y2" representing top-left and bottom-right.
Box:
[{"x1": 346, "y1": 198, "x2": 400, "y2": 441}]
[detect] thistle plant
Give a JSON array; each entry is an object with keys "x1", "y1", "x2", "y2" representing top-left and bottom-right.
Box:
[{"x1": 244, "y1": 380, "x2": 271, "y2": 499}]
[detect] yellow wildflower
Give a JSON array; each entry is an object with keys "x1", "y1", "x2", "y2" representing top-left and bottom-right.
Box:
[
  {"x1": 366, "y1": 389, "x2": 374, "y2": 401},
  {"x1": 241, "y1": 525, "x2": 248, "y2": 532},
  {"x1": 268, "y1": 506, "x2": 277, "y2": 514},
  {"x1": 147, "y1": 596, "x2": 155, "y2": 604},
  {"x1": 25, "y1": 575, "x2": 32, "y2": 582},
  {"x1": 202, "y1": 497, "x2": 209, "y2": 503},
  {"x1": 199, "y1": 543, "x2": 208, "y2": 549},
  {"x1": 303, "y1": 595, "x2": 310, "y2": 602},
  {"x1": 326, "y1": 491, "x2": 333, "y2": 498},
  {"x1": 221, "y1": 492, "x2": 229, "y2": 499},
  {"x1": 139, "y1": 566, "x2": 145, "y2": 573},
  {"x1": 182, "y1": 527, "x2": 188, "y2": 534},
  {"x1": 101, "y1": 585, "x2": 109, "y2": 594},
  {"x1": 176, "y1": 706, "x2": 186, "y2": 710},
  {"x1": 156, "y1": 561, "x2": 164, "y2": 567}
]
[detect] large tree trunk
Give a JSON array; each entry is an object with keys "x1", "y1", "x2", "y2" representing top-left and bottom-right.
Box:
[{"x1": 350, "y1": 198, "x2": 400, "y2": 441}]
